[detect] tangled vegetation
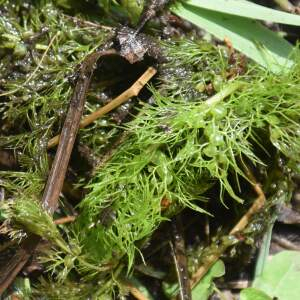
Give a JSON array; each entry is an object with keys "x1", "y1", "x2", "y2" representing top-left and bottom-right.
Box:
[{"x1": 0, "y1": 0, "x2": 300, "y2": 299}]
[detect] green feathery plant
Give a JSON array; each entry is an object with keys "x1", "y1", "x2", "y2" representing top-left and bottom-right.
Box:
[{"x1": 75, "y1": 52, "x2": 300, "y2": 274}]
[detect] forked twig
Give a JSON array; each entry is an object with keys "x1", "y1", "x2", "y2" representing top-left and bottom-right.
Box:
[{"x1": 47, "y1": 67, "x2": 157, "y2": 149}]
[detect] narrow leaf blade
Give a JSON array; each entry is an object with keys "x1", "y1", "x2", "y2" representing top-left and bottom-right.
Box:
[
  {"x1": 186, "y1": 0, "x2": 300, "y2": 26},
  {"x1": 172, "y1": 3, "x2": 294, "y2": 72}
]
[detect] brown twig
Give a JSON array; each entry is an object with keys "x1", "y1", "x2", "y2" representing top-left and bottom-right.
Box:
[
  {"x1": 191, "y1": 167, "x2": 266, "y2": 287},
  {"x1": 0, "y1": 59, "x2": 157, "y2": 296},
  {"x1": 230, "y1": 163, "x2": 266, "y2": 235},
  {"x1": 42, "y1": 49, "x2": 116, "y2": 212},
  {"x1": 47, "y1": 67, "x2": 157, "y2": 149},
  {"x1": 0, "y1": 49, "x2": 116, "y2": 295},
  {"x1": 54, "y1": 215, "x2": 76, "y2": 225},
  {"x1": 0, "y1": 240, "x2": 18, "y2": 253},
  {"x1": 136, "y1": 0, "x2": 170, "y2": 33},
  {"x1": 0, "y1": 234, "x2": 41, "y2": 295},
  {"x1": 126, "y1": 282, "x2": 150, "y2": 300}
]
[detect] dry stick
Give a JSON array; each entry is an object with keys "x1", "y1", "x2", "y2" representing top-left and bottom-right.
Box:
[
  {"x1": 42, "y1": 49, "x2": 115, "y2": 212},
  {"x1": 47, "y1": 67, "x2": 157, "y2": 149},
  {"x1": 126, "y1": 283, "x2": 150, "y2": 300},
  {"x1": 0, "y1": 49, "x2": 117, "y2": 295},
  {"x1": 191, "y1": 170, "x2": 266, "y2": 287},
  {"x1": 0, "y1": 64, "x2": 157, "y2": 295},
  {"x1": 272, "y1": 235, "x2": 300, "y2": 251},
  {"x1": 54, "y1": 215, "x2": 76, "y2": 225}
]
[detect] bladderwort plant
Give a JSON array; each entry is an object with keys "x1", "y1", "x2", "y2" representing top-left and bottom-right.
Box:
[
  {"x1": 77, "y1": 51, "x2": 300, "y2": 269},
  {"x1": 1, "y1": 1, "x2": 300, "y2": 298}
]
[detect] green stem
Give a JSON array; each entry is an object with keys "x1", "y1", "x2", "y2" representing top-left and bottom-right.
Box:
[
  {"x1": 54, "y1": 238, "x2": 71, "y2": 255},
  {"x1": 77, "y1": 256, "x2": 113, "y2": 272},
  {"x1": 95, "y1": 264, "x2": 124, "y2": 296},
  {"x1": 254, "y1": 222, "x2": 274, "y2": 278},
  {"x1": 205, "y1": 81, "x2": 244, "y2": 106}
]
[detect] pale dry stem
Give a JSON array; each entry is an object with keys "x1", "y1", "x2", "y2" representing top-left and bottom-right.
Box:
[
  {"x1": 47, "y1": 67, "x2": 157, "y2": 148},
  {"x1": 54, "y1": 215, "x2": 76, "y2": 225},
  {"x1": 126, "y1": 283, "x2": 150, "y2": 300}
]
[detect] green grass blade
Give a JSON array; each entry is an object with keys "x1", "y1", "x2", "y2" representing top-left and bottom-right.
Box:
[
  {"x1": 186, "y1": 0, "x2": 300, "y2": 26},
  {"x1": 171, "y1": 3, "x2": 294, "y2": 72}
]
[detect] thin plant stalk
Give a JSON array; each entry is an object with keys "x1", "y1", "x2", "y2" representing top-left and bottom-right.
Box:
[{"x1": 47, "y1": 67, "x2": 157, "y2": 149}]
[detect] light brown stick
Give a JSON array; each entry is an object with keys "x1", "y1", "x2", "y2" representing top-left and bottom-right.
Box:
[
  {"x1": 47, "y1": 67, "x2": 157, "y2": 149},
  {"x1": 127, "y1": 283, "x2": 150, "y2": 300},
  {"x1": 54, "y1": 215, "x2": 76, "y2": 225}
]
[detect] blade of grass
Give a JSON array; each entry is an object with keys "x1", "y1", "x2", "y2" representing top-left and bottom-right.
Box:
[
  {"x1": 185, "y1": 0, "x2": 300, "y2": 25},
  {"x1": 171, "y1": 3, "x2": 294, "y2": 72},
  {"x1": 254, "y1": 223, "x2": 274, "y2": 278}
]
